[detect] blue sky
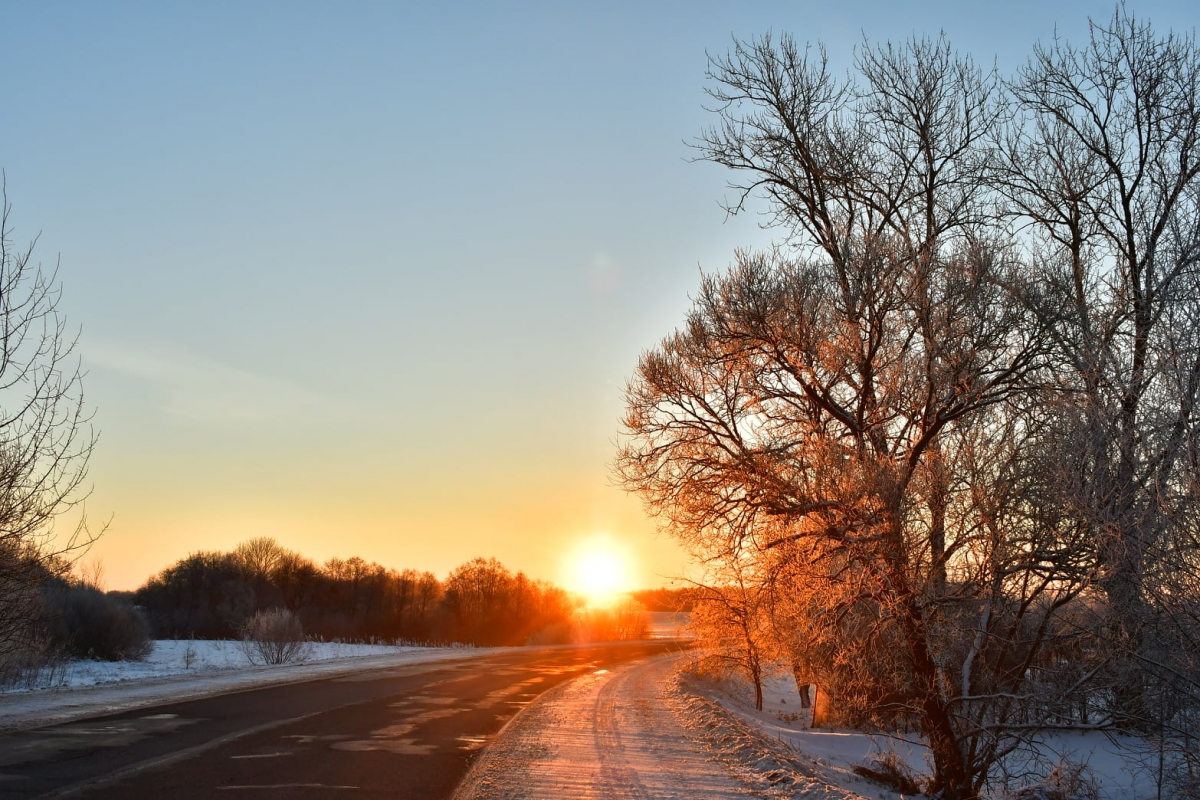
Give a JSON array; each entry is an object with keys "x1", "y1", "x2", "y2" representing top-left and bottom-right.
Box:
[{"x1": 1, "y1": 1, "x2": 1193, "y2": 589}]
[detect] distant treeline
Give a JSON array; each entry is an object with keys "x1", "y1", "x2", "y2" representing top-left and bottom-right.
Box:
[
  {"x1": 133, "y1": 538, "x2": 640, "y2": 647},
  {"x1": 630, "y1": 587, "x2": 694, "y2": 612}
]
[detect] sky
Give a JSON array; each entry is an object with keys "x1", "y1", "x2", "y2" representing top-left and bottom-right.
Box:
[{"x1": 0, "y1": 0, "x2": 1194, "y2": 591}]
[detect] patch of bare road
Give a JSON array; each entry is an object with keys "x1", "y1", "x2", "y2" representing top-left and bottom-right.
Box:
[{"x1": 0, "y1": 642, "x2": 680, "y2": 799}]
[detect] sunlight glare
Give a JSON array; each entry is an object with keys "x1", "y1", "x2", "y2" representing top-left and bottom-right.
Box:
[{"x1": 567, "y1": 541, "x2": 631, "y2": 607}]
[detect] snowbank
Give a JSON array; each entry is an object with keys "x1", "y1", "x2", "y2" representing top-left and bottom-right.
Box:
[{"x1": 1, "y1": 639, "x2": 450, "y2": 693}]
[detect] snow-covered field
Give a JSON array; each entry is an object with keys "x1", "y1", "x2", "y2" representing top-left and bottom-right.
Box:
[
  {"x1": 1, "y1": 639, "x2": 450, "y2": 693},
  {"x1": 0, "y1": 639, "x2": 504, "y2": 734},
  {"x1": 646, "y1": 611, "x2": 693, "y2": 640}
]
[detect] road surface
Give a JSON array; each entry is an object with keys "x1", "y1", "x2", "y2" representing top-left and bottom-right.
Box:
[
  {"x1": 0, "y1": 641, "x2": 680, "y2": 799},
  {"x1": 454, "y1": 653, "x2": 756, "y2": 799}
]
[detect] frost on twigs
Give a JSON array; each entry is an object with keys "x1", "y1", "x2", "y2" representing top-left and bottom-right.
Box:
[
  {"x1": 239, "y1": 608, "x2": 309, "y2": 666},
  {"x1": 852, "y1": 749, "x2": 924, "y2": 796},
  {"x1": 0, "y1": 636, "x2": 70, "y2": 690},
  {"x1": 1004, "y1": 760, "x2": 1101, "y2": 800}
]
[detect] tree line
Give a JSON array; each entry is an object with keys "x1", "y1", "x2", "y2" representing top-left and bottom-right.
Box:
[
  {"x1": 134, "y1": 537, "x2": 638, "y2": 647},
  {"x1": 618, "y1": 8, "x2": 1200, "y2": 798},
  {"x1": 0, "y1": 533, "x2": 653, "y2": 687}
]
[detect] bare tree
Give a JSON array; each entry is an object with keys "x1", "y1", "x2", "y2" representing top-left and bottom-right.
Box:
[
  {"x1": 617, "y1": 31, "x2": 1126, "y2": 799},
  {"x1": 0, "y1": 182, "x2": 96, "y2": 675},
  {"x1": 1003, "y1": 6, "x2": 1200, "y2": 729},
  {"x1": 685, "y1": 555, "x2": 771, "y2": 711},
  {"x1": 233, "y1": 536, "x2": 287, "y2": 582}
]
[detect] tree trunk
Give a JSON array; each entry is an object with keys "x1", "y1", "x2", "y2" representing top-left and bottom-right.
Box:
[
  {"x1": 928, "y1": 447, "x2": 948, "y2": 595},
  {"x1": 897, "y1": 590, "x2": 976, "y2": 799},
  {"x1": 885, "y1": 502, "x2": 976, "y2": 800}
]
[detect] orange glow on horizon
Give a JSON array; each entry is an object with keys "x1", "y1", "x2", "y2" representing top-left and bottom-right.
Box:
[{"x1": 565, "y1": 538, "x2": 633, "y2": 607}]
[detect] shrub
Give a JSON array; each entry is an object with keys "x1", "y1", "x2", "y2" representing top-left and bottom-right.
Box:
[
  {"x1": 1007, "y1": 761, "x2": 1101, "y2": 800},
  {"x1": 0, "y1": 635, "x2": 69, "y2": 689},
  {"x1": 42, "y1": 582, "x2": 153, "y2": 661},
  {"x1": 852, "y1": 750, "x2": 924, "y2": 796},
  {"x1": 240, "y1": 608, "x2": 308, "y2": 665}
]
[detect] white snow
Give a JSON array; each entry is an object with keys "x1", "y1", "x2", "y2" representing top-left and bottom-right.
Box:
[
  {"x1": 646, "y1": 612, "x2": 694, "y2": 640},
  {"x1": 694, "y1": 670, "x2": 927, "y2": 790},
  {"x1": 0, "y1": 639, "x2": 509, "y2": 734},
  {"x1": 688, "y1": 666, "x2": 1165, "y2": 799},
  {"x1": 3, "y1": 639, "x2": 428, "y2": 692}
]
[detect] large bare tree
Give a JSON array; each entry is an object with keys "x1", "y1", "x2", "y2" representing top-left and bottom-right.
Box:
[
  {"x1": 0, "y1": 184, "x2": 96, "y2": 675},
  {"x1": 1003, "y1": 7, "x2": 1200, "y2": 730},
  {"x1": 616, "y1": 20, "x2": 1200, "y2": 796}
]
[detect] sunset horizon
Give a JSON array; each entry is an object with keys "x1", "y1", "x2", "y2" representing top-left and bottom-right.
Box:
[
  {"x1": 10, "y1": 0, "x2": 1174, "y2": 596},
  {"x1": 4, "y1": 4, "x2": 1199, "y2": 797}
]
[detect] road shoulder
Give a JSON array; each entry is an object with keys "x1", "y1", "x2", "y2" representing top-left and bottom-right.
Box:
[{"x1": 455, "y1": 652, "x2": 779, "y2": 799}]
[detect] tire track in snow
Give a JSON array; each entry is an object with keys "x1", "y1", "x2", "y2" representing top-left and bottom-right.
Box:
[
  {"x1": 454, "y1": 654, "x2": 758, "y2": 799},
  {"x1": 593, "y1": 668, "x2": 652, "y2": 797}
]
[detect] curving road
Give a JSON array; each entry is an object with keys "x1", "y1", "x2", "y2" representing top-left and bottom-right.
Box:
[
  {"x1": 454, "y1": 653, "x2": 755, "y2": 799},
  {"x1": 0, "y1": 642, "x2": 681, "y2": 799}
]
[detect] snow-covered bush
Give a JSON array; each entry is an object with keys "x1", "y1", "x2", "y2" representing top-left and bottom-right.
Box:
[{"x1": 240, "y1": 608, "x2": 308, "y2": 665}]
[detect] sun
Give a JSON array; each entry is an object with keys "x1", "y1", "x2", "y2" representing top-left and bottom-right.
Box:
[{"x1": 566, "y1": 540, "x2": 632, "y2": 607}]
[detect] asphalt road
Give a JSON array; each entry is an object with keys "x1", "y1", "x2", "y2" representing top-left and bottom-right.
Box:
[{"x1": 0, "y1": 641, "x2": 682, "y2": 799}]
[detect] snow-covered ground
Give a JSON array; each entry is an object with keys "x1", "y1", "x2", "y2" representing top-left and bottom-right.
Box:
[
  {"x1": 646, "y1": 611, "x2": 693, "y2": 640},
  {"x1": 691, "y1": 668, "x2": 1163, "y2": 799},
  {"x1": 1, "y1": 639, "x2": 451, "y2": 693},
  {"x1": 0, "y1": 639, "x2": 508, "y2": 734},
  {"x1": 461, "y1": 649, "x2": 1167, "y2": 799}
]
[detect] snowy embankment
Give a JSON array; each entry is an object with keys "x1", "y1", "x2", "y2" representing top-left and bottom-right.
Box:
[
  {"x1": 0, "y1": 639, "x2": 507, "y2": 734},
  {"x1": 688, "y1": 670, "x2": 1161, "y2": 799}
]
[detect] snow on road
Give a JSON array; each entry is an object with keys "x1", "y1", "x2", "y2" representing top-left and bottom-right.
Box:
[{"x1": 455, "y1": 653, "x2": 861, "y2": 800}]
